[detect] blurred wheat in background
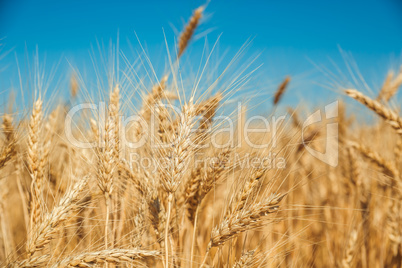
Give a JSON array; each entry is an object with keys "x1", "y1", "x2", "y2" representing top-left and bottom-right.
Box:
[{"x1": 0, "y1": 4, "x2": 401, "y2": 268}]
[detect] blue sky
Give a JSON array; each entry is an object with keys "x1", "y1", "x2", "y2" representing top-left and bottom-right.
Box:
[{"x1": 0, "y1": 0, "x2": 401, "y2": 112}]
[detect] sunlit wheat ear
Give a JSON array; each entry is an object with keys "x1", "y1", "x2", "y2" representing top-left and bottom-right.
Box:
[
  {"x1": 15, "y1": 254, "x2": 50, "y2": 267},
  {"x1": 0, "y1": 114, "x2": 16, "y2": 170},
  {"x1": 232, "y1": 249, "x2": 262, "y2": 268},
  {"x1": 2, "y1": 114, "x2": 14, "y2": 143},
  {"x1": 70, "y1": 73, "x2": 79, "y2": 98},
  {"x1": 109, "y1": 84, "x2": 120, "y2": 162},
  {"x1": 347, "y1": 147, "x2": 362, "y2": 186},
  {"x1": 155, "y1": 100, "x2": 171, "y2": 143},
  {"x1": 96, "y1": 110, "x2": 116, "y2": 196},
  {"x1": 377, "y1": 71, "x2": 394, "y2": 101},
  {"x1": 51, "y1": 249, "x2": 160, "y2": 268},
  {"x1": 182, "y1": 147, "x2": 230, "y2": 221},
  {"x1": 349, "y1": 141, "x2": 399, "y2": 180},
  {"x1": 159, "y1": 99, "x2": 197, "y2": 194},
  {"x1": 122, "y1": 159, "x2": 166, "y2": 245},
  {"x1": 195, "y1": 93, "x2": 222, "y2": 143},
  {"x1": 201, "y1": 193, "x2": 285, "y2": 266},
  {"x1": 157, "y1": 99, "x2": 197, "y2": 268},
  {"x1": 25, "y1": 176, "x2": 88, "y2": 257},
  {"x1": 140, "y1": 75, "x2": 168, "y2": 122},
  {"x1": 200, "y1": 147, "x2": 231, "y2": 197},
  {"x1": 231, "y1": 168, "x2": 264, "y2": 214},
  {"x1": 182, "y1": 164, "x2": 202, "y2": 222},
  {"x1": 134, "y1": 76, "x2": 168, "y2": 140},
  {"x1": 387, "y1": 198, "x2": 401, "y2": 256},
  {"x1": 209, "y1": 193, "x2": 285, "y2": 247},
  {"x1": 377, "y1": 65, "x2": 402, "y2": 102},
  {"x1": 27, "y1": 98, "x2": 44, "y2": 254},
  {"x1": 178, "y1": 6, "x2": 204, "y2": 58},
  {"x1": 273, "y1": 76, "x2": 291, "y2": 105},
  {"x1": 345, "y1": 89, "x2": 402, "y2": 134},
  {"x1": 94, "y1": 87, "x2": 120, "y2": 250},
  {"x1": 341, "y1": 229, "x2": 358, "y2": 268}
]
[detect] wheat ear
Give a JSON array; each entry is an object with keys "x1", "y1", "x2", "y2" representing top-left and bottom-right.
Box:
[
  {"x1": 341, "y1": 229, "x2": 358, "y2": 268},
  {"x1": 70, "y1": 73, "x2": 79, "y2": 98},
  {"x1": 26, "y1": 176, "x2": 88, "y2": 256},
  {"x1": 377, "y1": 66, "x2": 402, "y2": 102},
  {"x1": 232, "y1": 249, "x2": 261, "y2": 268},
  {"x1": 231, "y1": 169, "x2": 264, "y2": 214},
  {"x1": 95, "y1": 87, "x2": 120, "y2": 250},
  {"x1": 51, "y1": 249, "x2": 160, "y2": 268},
  {"x1": 349, "y1": 141, "x2": 399, "y2": 180},
  {"x1": 27, "y1": 98, "x2": 44, "y2": 254},
  {"x1": 345, "y1": 89, "x2": 402, "y2": 134},
  {"x1": 14, "y1": 254, "x2": 50, "y2": 267},
  {"x1": 0, "y1": 114, "x2": 16, "y2": 170},
  {"x1": 178, "y1": 6, "x2": 204, "y2": 58},
  {"x1": 201, "y1": 193, "x2": 284, "y2": 266},
  {"x1": 273, "y1": 76, "x2": 291, "y2": 105}
]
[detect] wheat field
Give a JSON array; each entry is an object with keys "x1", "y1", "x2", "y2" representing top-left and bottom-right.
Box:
[{"x1": 0, "y1": 6, "x2": 401, "y2": 268}]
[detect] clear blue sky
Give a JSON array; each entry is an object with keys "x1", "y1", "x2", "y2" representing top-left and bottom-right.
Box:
[{"x1": 0, "y1": 0, "x2": 401, "y2": 110}]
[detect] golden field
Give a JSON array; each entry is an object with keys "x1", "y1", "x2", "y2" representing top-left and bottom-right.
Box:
[{"x1": 0, "y1": 6, "x2": 401, "y2": 268}]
